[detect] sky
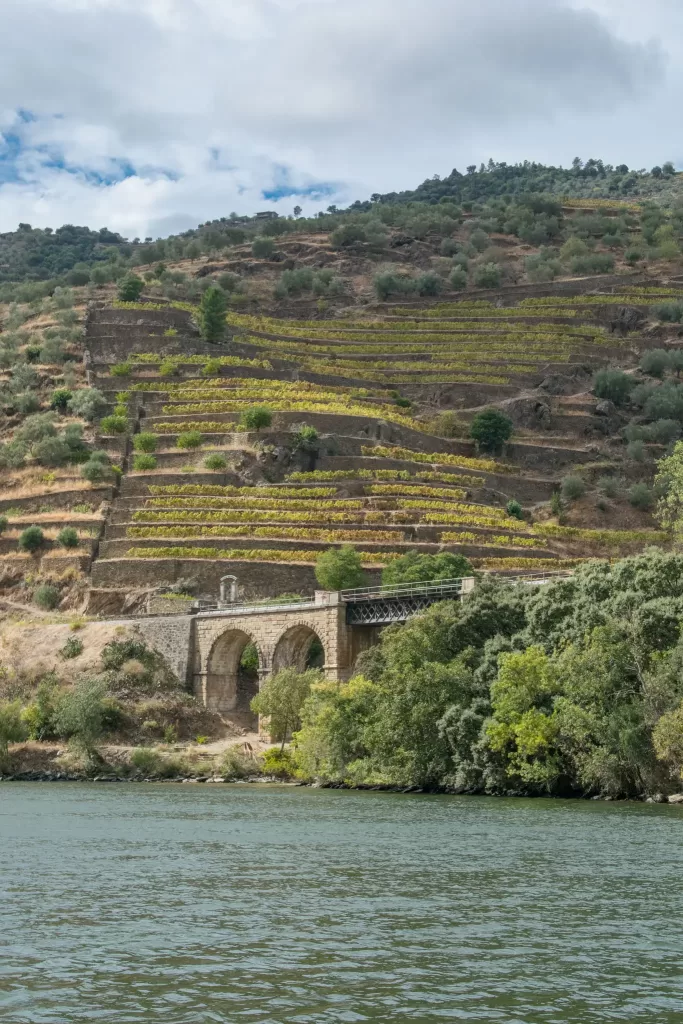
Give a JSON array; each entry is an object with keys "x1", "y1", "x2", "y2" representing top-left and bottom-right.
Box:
[{"x1": 0, "y1": 0, "x2": 680, "y2": 239}]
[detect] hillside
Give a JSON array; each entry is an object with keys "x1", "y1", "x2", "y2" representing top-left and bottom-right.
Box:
[
  {"x1": 3, "y1": 180, "x2": 683, "y2": 758},
  {"x1": 2, "y1": 157, "x2": 683, "y2": 291}
]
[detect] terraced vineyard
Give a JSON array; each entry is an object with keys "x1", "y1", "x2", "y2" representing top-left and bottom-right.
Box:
[{"x1": 82, "y1": 282, "x2": 675, "y2": 605}]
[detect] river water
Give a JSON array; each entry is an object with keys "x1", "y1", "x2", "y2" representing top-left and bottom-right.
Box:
[{"x1": 1, "y1": 784, "x2": 682, "y2": 1023}]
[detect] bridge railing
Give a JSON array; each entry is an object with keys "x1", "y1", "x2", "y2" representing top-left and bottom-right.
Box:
[{"x1": 340, "y1": 569, "x2": 574, "y2": 605}]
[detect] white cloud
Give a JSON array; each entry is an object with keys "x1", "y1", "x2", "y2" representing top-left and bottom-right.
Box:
[{"x1": 0, "y1": 0, "x2": 675, "y2": 237}]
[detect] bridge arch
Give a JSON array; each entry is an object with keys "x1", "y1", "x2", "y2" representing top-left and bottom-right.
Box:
[
  {"x1": 272, "y1": 622, "x2": 327, "y2": 676},
  {"x1": 205, "y1": 628, "x2": 263, "y2": 715}
]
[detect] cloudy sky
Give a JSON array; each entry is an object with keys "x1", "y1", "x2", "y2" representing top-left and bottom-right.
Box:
[{"x1": 0, "y1": 0, "x2": 679, "y2": 239}]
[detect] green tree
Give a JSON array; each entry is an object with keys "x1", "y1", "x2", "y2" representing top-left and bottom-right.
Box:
[
  {"x1": 470, "y1": 409, "x2": 513, "y2": 453},
  {"x1": 117, "y1": 273, "x2": 144, "y2": 302},
  {"x1": 315, "y1": 546, "x2": 365, "y2": 591},
  {"x1": 198, "y1": 286, "x2": 227, "y2": 341},
  {"x1": 18, "y1": 526, "x2": 44, "y2": 553},
  {"x1": 57, "y1": 527, "x2": 79, "y2": 549},
  {"x1": 54, "y1": 678, "x2": 109, "y2": 758},
  {"x1": 252, "y1": 237, "x2": 275, "y2": 258},
  {"x1": 0, "y1": 701, "x2": 27, "y2": 765},
  {"x1": 251, "y1": 667, "x2": 322, "y2": 750},
  {"x1": 239, "y1": 405, "x2": 273, "y2": 432},
  {"x1": 382, "y1": 551, "x2": 472, "y2": 587},
  {"x1": 133, "y1": 432, "x2": 157, "y2": 453},
  {"x1": 593, "y1": 369, "x2": 634, "y2": 406},
  {"x1": 655, "y1": 441, "x2": 683, "y2": 536}
]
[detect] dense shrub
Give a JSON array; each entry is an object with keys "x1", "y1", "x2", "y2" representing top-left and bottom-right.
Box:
[
  {"x1": 68, "y1": 388, "x2": 107, "y2": 422},
  {"x1": 315, "y1": 546, "x2": 365, "y2": 591},
  {"x1": 50, "y1": 388, "x2": 72, "y2": 412},
  {"x1": 133, "y1": 454, "x2": 157, "y2": 470},
  {"x1": 561, "y1": 475, "x2": 585, "y2": 500},
  {"x1": 628, "y1": 482, "x2": 653, "y2": 509},
  {"x1": 382, "y1": 550, "x2": 472, "y2": 586},
  {"x1": 640, "y1": 349, "x2": 671, "y2": 378},
  {"x1": 81, "y1": 459, "x2": 110, "y2": 484},
  {"x1": 470, "y1": 409, "x2": 513, "y2": 453},
  {"x1": 117, "y1": 273, "x2": 144, "y2": 302},
  {"x1": 473, "y1": 262, "x2": 502, "y2": 288},
  {"x1": 176, "y1": 430, "x2": 202, "y2": 449},
  {"x1": 18, "y1": 526, "x2": 45, "y2": 553},
  {"x1": 252, "y1": 237, "x2": 275, "y2": 258},
  {"x1": 239, "y1": 406, "x2": 272, "y2": 432},
  {"x1": 100, "y1": 415, "x2": 128, "y2": 435},
  {"x1": 449, "y1": 266, "x2": 468, "y2": 290},
  {"x1": 133, "y1": 432, "x2": 157, "y2": 453},
  {"x1": 34, "y1": 585, "x2": 60, "y2": 610},
  {"x1": 653, "y1": 301, "x2": 683, "y2": 323},
  {"x1": 57, "y1": 527, "x2": 79, "y2": 549},
  {"x1": 570, "y1": 253, "x2": 614, "y2": 275},
  {"x1": 204, "y1": 453, "x2": 228, "y2": 470},
  {"x1": 506, "y1": 500, "x2": 523, "y2": 520},
  {"x1": 593, "y1": 369, "x2": 634, "y2": 406}
]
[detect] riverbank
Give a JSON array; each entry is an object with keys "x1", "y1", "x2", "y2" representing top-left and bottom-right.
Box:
[{"x1": 3, "y1": 757, "x2": 683, "y2": 804}]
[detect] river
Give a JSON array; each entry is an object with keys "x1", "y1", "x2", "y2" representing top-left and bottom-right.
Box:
[{"x1": 1, "y1": 784, "x2": 682, "y2": 1023}]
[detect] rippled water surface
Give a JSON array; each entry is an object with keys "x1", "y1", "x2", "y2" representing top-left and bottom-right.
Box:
[{"x1": 1, "y1": 785, "x2": 683, "y2": 1023}]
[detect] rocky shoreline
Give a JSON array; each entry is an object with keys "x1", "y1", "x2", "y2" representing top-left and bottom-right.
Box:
[{"x1": 3, "y1": 770, "x2": 683, "y2": 803}]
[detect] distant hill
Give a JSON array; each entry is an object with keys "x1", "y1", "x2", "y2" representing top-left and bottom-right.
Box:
[
  {"x1": 365, "y1": 159, "x2": 683, "y2": 208},
  {"x1": 1, "y1": 157, "x2": 681, "y2": 288}
]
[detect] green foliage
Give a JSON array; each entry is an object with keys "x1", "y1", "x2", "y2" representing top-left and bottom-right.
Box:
[
  {"x1": 23, "y1": 679, "x2": 60, "y2": 740},
  {"x1": 449, "y1": 266, "x2": 468, "y2": 291},
  {"x1": 198, "y1": 286, "x2": 227, "y2": 342},
  {"x1": 628, "y1": 482, "x2": 653, "y2": 509},
  {"x1": 221, "y1": 744, "x2": 258, "y2": 779},
  {"x1": 54, "y1": 678, "x2": 110, "y2": 753},
  {"x1": 57, "y1": 527, "x2": 79, "y2": 549},
  {"x1": 34, "y1": 584, "x2": 60, "y2": 610},
  {"x1": 570, "y1": 253, "x2": 614, "y2": 275},
  {"x1": 653, "y1": 301, "x2": 683, "y2": 324},
  {"x1": 473, "y1": 262, "x2": 501, "y2": 288},
  {"x1": 506, "y1": 500, "x2": 523, "y2": 520},
  {"x1": 252, "y1": 667, "x2": 322, "y2": 748},
  {"x1": 382, "y1": 550, "x2": 473, "y2": 587},
  {"x1": 110, "y1": 362, "x2": 133, "y2": 377},
  {"x1": 81, "y1": 458, "x2": 110, "y2": 484},
  {"x1": 133, "y1": 432, "x2": 157, "y2": 453},
  {"x1": 67, "y1": 388, "x2": 107, "y2": 422},
  {"x1": 176, "y1": 430, "x2": 202, "y2": 449},
  {"x1": 640, "y1": 349, "x2": 671, "y2": 378},
  {"x1": 469, "y1": 409, "x2": 513, "y2": 453},
  {"x1": 593, "y1": 369, "x2": 634, "y2": 406},
  {"x1": 262, "y1": 746, "x2": 298, "y2": 778},
  {"x1": 561, "y1": 475, "x2": 585, "y2": 501},
  {"x1": 50, "y1": 388, "x2": 73, "y2": 412},
  {"x1": 60, "y1": 636, "x2": 84, "y2": 659},
  {"x1": 204, "y1": 453, "x2": 228, "y2": 470},
  {"x1": 18, "y1": 526, "x2": 44, "y2": 553},
  {"x1": 133, "y1": 454, "x2": 157, "y2": 470},
  {"x1": 239, "y1": 405, "x2": 273, "y2": 432},
  {"x1": 292, "y1": 424, "x2": 319, "y2": 453},
  {"x1": 100, "y1": 415, "x2": 128, "y2": 435},
  {"x1": 117, "y1": 273, "x2": 144, "y2": 302},
  {"x1": 315, "y1": 545, "x2": 365, "y2": 591},
  {"x1": 0, "y1": 516, "x2": 7, "y2": 535},
  {"x1": 252, "y1": 237, "x2": 275, "y2": 258},
  {"x1": 0, "y1": 701, "x2": 27, "y2": 761}
]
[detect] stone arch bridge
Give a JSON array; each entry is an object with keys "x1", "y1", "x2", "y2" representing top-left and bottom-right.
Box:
[{"x1": 189, "y1": 572, "x2": 569, "y2": 715}]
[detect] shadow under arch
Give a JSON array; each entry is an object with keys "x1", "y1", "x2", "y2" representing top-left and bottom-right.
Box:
[
  {"x1": 206, "y1": 628, "x2": 262, "y2": 718},
  {"x1": 272, "y1": 623, "x2": 326, "y2": 676}
]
